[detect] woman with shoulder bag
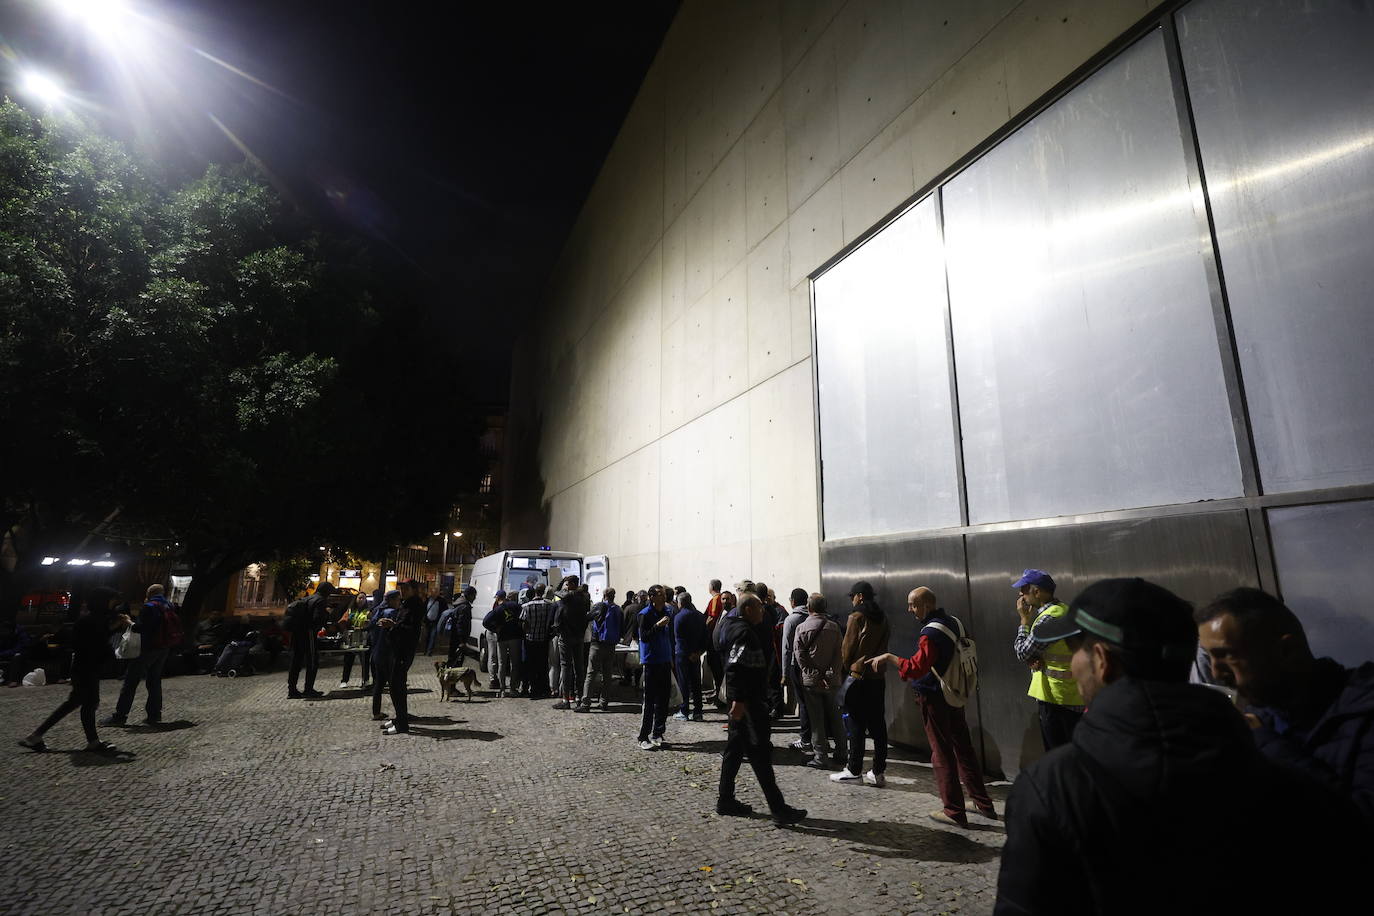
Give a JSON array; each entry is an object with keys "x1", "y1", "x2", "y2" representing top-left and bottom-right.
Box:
[{"x1": 19, "y1": 587, "x2": 131, "y2": 754}]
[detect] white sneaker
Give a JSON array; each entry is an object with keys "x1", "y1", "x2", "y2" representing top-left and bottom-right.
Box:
[
  {"x1": 829, "y1": 768, "x2": 862, "y2": 782},
  {"x1": 638, "y1": 740, "x2": 655, "y2": 751},
  {"x1": 864, "y1": 770, "x2": 886, "y2": 787},
  {"x1": 336, "y1": 681, "x2": 349, "y2": 690},
  {"x1": 651, "y1": 736, "x2": 663, "y2": 748}
]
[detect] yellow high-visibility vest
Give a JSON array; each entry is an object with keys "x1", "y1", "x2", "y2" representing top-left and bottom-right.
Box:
[{"x1": 1026, "y1": 601, "x2": 1084, "y2": 707}]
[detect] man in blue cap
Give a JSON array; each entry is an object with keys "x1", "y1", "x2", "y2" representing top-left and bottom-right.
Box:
[{"x1": 1011, "y1": 569, "x2": 1084, "y2": 750}]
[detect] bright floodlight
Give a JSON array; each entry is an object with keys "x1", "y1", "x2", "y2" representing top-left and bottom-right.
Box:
[
  {"x1": 54, "y1": 0, "x2": 130, "y2": 29},
  {"x1": 20, "y1": 71, "x2": 64, "y2": 106}
]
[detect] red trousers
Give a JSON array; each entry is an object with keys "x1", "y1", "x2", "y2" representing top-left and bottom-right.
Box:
[{"x1": 918, "y1": 692, "x2": 994, "y2": 822}]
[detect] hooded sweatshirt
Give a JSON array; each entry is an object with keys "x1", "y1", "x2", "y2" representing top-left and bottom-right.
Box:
[
  {"x1": 839, "y1": 600, "x2": 889, "y2": 680},
  {"x1": 995, "y1": 677, "x2": 1368, "y2": 915}
]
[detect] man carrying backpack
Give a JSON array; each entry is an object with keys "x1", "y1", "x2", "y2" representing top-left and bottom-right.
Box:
[
  {"x1": 102, "y1": 584, "x2": 181, "y2": 726},
  {"x1": 871, "y1": 586, "x2": 995, "y2": 826}
]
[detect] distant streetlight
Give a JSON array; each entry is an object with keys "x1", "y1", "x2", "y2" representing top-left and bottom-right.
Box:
[
  {"x1": 19, "y1": 71, "x2": 65, "y2": 107},
  {"x1": 440, "y1": 531, "x2": 463, "y2": 568}
]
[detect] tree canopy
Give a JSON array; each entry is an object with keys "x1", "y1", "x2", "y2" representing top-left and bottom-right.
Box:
[{"x1": 1, "y1": 99, "x2": 487, "y2": 616}]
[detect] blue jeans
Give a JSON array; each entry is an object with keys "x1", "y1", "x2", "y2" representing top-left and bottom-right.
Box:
[{"x1": 114, "y1": 647, "x2": 170, "y2": 721}]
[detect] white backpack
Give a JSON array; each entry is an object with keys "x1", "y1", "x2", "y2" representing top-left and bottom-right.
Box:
[{"x1": 925, "y1": 616, "x2": 979, "y2": 708}]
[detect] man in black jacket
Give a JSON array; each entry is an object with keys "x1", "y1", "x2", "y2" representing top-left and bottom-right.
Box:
[
  {"x1": 445, "y1": 586, "x2": 475, "y2": 668},
  {"x1": 552, "y1": 576, "x2": 590, "y2": 709},
  {"x1": 716, "y1": 591, "x2": 806, "y2": 826},
  {"x1": 995, "y1": 578, "x2": 1365, "y2": 915},
  {"x1": 379, "y1": 580, "x2": 425, "y2": 735},
  {"x1": 287, "y1": 582, "x2": 333, "y2": 699}
]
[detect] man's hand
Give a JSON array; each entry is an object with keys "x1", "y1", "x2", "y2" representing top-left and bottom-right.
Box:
[
  {"x1": 729, "y1": 700, "x2": 747, "y2": 721},
  {"x1": 378, "y1": 618, "x2": 395, "y2": 629},
  {"x1": 1027, "y1": 658, "x2": 1043, "y2": 672},
  {"x1": 655, "y1": 616, "x2": 670, "y2": 628},
  {"x1": 1016, "y1": 595, "x2": 1035, "y2": 627},
  {"x1": 868, "y1": 653, "x2": 894, "y2": 673}
]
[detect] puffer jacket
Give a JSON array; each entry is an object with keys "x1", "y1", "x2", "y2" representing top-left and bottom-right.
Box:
[{"x1": 840, "y1": 600, "x2": 889, "y2": 680}]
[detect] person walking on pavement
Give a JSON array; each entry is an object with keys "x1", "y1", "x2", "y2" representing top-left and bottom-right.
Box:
[
  {"x1": 831, "y1": 580, "x2": 890, "y2": 787},
  {"x1": 286, "y1": 582, "x2": 333, "y2": 699},
  {"x1": 20, "y1": 587, "x2": 130, "y2": 754},
  {"x1": 636, "y1": 586, "x2": 674, "y2": 749},
  {"x1": 794, "y1": 593, "x2": 847, "y2": 769},
  {"x1": 672, "y1": 592, "x2": 708, "y2": 721},
  {"x1": 871, "y1": 587, "x2": 996, "y2": 825},
  {"x1": 781, "y1": 587, "x2": 811, "y2": 751},
  {"x1": 379, "y1": 580, "x2": 424, "y2": 735},
  {"x1": 552, "y1": 576, "x2": 590, "y2": 709},
  {"x1": 578, "y1": 588, "x2": 622, "y2": 712},
  {"x1": 443, "y1": 586, "x2": 475, "y2": 668},
  {"x1": 102, "y1": 584, "x2": 178, "y2": 726},
  {"x1": 520, "y1": 586, "x2": 556, "y2": 699},
  {"x1": 1011, "y1": 569, "x2": 1085, "y2": 750},
  {"x1": 716, "y1": 590, "x2": 807, "y2": 825}
]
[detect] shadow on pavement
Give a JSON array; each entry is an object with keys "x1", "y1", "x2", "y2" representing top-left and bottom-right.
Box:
[
  {"x1": 124, "y1": 720, "x2": 197, "y2": 732},
  {"x1": 65, "y1": 749, "x2": 137, "y2": 767},
  {"x1": 408, "y1": 726, "x2": 503, "y2": 742},
  {"x1": 778, "y1": 815, "x2": 1001, "y2": 863}
]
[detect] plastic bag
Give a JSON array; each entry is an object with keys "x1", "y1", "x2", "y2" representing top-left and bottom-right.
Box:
[
  {"x1": 113, "y1": 626, "x2": 142, "y2": 660},
  {"x1": 21, "y1": 667, "x2": 46, "y2": 687}
]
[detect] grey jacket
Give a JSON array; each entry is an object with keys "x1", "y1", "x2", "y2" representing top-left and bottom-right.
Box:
[{"x1": 793, "y1": 613, "x2": 842, "y2": 690}]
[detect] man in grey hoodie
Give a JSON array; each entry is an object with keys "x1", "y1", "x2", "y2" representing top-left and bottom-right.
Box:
[{"x1": 794, "y1": 592, "x2": 847, "y2": 769}]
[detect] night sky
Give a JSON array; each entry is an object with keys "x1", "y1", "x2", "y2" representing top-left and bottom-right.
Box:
[{"x1": 1, "y1": 0, "x2": 679, "y2": 402}]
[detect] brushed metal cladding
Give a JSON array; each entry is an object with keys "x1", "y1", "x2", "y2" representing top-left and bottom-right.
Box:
[
  {"x1": 814, "y1": 196, "x2": 961, "y2": 540},
  {"x1": 818, "y1": 535, "x2": 972, "y2": 757},
  {"x1": 966, "y1": 510, "x2": 1259, "y2": 777},
  {"x1": 1176, "y1": 0, "x2": 1374, "y2": 493},
  {"x1": 942, "y1": 30, "x2": 1244, "y2": 524},
  {"x1": 1268, "y1": 500, "x2": 1374, "y2": 667}
]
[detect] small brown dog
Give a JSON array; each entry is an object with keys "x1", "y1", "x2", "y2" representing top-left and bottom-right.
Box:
[{"x1": 434, "y1": 661, "x2": 477, "y2": 702}]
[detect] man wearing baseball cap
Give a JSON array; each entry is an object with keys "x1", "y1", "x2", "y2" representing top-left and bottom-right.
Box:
[
  {"x1": 1011, "y1": 569, "x2": 1084, "y2": 750},
  {"x1": 995, "y1": 578, "x2": 1366, "y2": 914}
]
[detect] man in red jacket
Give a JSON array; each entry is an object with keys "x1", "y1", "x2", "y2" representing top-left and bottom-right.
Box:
[{"x1": 871, "y1": 587, "x2": 995, "y2": 826}]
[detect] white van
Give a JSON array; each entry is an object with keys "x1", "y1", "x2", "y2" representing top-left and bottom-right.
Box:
[{"x1": 466, "y1": 548, "x2": 608, "y2": 670}]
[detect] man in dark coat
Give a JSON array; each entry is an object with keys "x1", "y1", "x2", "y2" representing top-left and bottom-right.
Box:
[
  {"x1": 996, "y1": 578, "x2": 1366, "y2": 915},
  {"x1": 716, "y1": 590, "x2": 806, "y2": 826},
  {"x1": 379, "y1": 580, "x2": 424, "y2": 734},
  {"x1": 1197, "y1": 586, "x2": 1374, "y2": 826}
]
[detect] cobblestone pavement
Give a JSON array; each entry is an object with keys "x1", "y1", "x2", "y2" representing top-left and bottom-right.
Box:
[{"x1": 1, "y1": 658, "x2": 1006, "y2": 915}]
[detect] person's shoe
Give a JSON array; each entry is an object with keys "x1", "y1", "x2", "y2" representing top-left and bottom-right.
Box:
[
  {"x1": 673, "y1": 711, "x2": 689, "y2": 721},
  {"x1": 650, "y1": 736, "x2": 663, "y2": 748},
  {"x1": 382, "y1": 725, "x2": 408, "y2": 736},
  {"x1": 829, "y1": 768, "x2": 862, "y2": 782},
  {"x1": 141, "y1": 717, "x2": 161, "y2": 726},
  {"x1": 18, "y1": 735, "x2": 46, "y2": 752},
  {"x1": 599, "y1": 699, "x2": 609, "y2": 710},
  {"x1": 967, "y1": 804, "x2": 999, "y2": 820},
  {"x1": 789, "y1": 739, "x2": 813, "y2": 751},
  {"x1": 287, "y1": 690, "x2": 303, "y2": 699},
  {"x1": 691, "y1": 712, "x2": 705, "y2": 721},
  {"x1": 863, "y1": 770, "x2": 886, "y2": 788},
  {"x1": 928, "y1": 810, "x2": 969, "y2": 828},
  {"x1": 637, "y1": 739, "x2": 655, "y2": 751},
  {"x1": 771, "y1": 805, "x2": 807, "y2": 826},
  {"x1": 380, "y1": 719, "x2": 394, "y2": 730},
  {"x1": 99, "y1": 714, "x2": 126, "y2": 726},
  {"x1": 805, "y1": 757, "x2": 830, "y2": 770},
  {"x1": 488, "y1": 680, "x2": 499, "y2": 689},
  {"x1": 83, "y1": 740, "x2": 118, "y2": 754},
  {"x1": 553, "y1": 700, "x2": 571, "y2": 710},
  {"x1": 302, "y1": 689, "x2": 324, "y2": 698},
  {"x1": 496, "y1": 689, "x2": 506, "y2": 698},
  {"x1": 715, "y1": 798, "x2": 754, "y2": 817},
  {"x1": 371, "y1": 713, "x2": 386, "y2": 721},
  {"x1": 336, "y1": 681, "x2": 349, "y2": 690},
  {"x1": 574, "y1": 704, "x2": 590, "y2": 713}
]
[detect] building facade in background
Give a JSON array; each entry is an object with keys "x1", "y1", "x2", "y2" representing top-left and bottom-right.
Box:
[{"x1": 504, "y1": 0, "x2": 1374, "y2": 776}]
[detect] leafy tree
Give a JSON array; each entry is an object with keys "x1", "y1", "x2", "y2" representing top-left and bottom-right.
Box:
[{"x1": 1, "y1": 100, "x2": 486, "y2": 620}]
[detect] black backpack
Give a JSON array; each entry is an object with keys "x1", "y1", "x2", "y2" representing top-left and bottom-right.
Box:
[{"x1": 283, "y1": 598, "x2": 310, "y2": 629}]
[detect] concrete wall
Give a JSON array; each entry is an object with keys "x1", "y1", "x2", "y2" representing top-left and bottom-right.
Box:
[{"x1": 505, "y1": 0, "x2": 1159, "y2": 591}]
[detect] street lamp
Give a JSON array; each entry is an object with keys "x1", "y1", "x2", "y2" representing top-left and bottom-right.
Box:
[{"x1": 440, "y1": 531, "x2": 463, "y2": 568}]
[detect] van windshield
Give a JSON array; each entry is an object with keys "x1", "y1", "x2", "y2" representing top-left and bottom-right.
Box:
[{"x1": 504, "y1": 557, "x2": 582, "y2": 596}]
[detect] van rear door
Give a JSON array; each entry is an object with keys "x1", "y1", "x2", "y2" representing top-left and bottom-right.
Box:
[{"x1": 584, "y1": 555, "x2": 609, "y2": 604}]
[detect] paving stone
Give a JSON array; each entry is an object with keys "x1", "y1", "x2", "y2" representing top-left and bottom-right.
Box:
[{"x1": 0, "y1": 663, "x2": 1005, "y2": 914}]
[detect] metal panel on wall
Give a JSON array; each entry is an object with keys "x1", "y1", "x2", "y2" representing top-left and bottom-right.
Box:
[
  {"x1": 965, "y1": 510, "x2": 1259, "y2": 777},
  {"x1": 814, "y1": 197, "x2": 961, "y2": 540},
  {"x1": 942, "y1": 30, "x2": 1243, "y2": 524},
  {"x1": 819, "y1": 534, "x2": 971, "y2": 758},
  {"x1": 1176, "y1": 0, "x2": 1374, "y2": 493},
  {"x1": 1269, "y1": 500, "x2": 1374, "y2": 667}
]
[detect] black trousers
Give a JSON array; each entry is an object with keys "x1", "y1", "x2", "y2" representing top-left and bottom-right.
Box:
[
  {"x1": 639, "y1": 662, "x2": 671, "y2": 741},
  {"x1": 718, "y1": 701, "x2": 786, "y2": 813},
  {"x1": 845, "y1": 678, "x2": 888, "y2": 775},
  {"x1": 446, "y1": 632, "x2": 469, "y2": 668},
  {"x1": 705, "y1": 646, "x2": 724, "y2": 700},
  {"x1": 35, "y1": 674, "x2": 100, "y2": 743},
  {"x1": 388, "y1": 650, "x2": 415, "y2": 729},
  {"x1": 789, "y1": 666, "x2": 811, "y2": 740},
  {"x1": 767, "y1": 658, "x2": 784, "y2": 716},
  {"x1": 287, "y1": 631, "x2": 318, "y2": 691},
  {"x1": 674, "y1": 654, "x2": 702, "y2": 716},
  {"x1": 1037, "y1": 700, "x2": 1083, "y2": 751},
  {"x1": 371, "y1": 651, "x2": 393, "y2": 716},
  {"x1": 522, "y1": 639, "x2": 550, "y2": 697}
]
